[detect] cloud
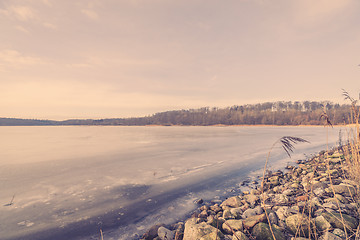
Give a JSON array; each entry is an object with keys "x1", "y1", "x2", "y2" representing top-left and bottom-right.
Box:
[
  {"x1": 66, "y1": 55, "x2": 163, "y2": 69},
  {"x1": 41, "y1": 0, "x2": 52, "y2": 7},
  {"x1": 0, "y1": 49, "x2": 46, "y2": 70},
  {"x1": 4, "y1": 5, "x2": 37, "y2": 21},
  {"x1": 292, "y1": 0, "x2": 354, "y2": 25},
  {"x1": 1, "y1": 3, "x2": 55, "y2": 31},
  {"x1": 81, "y1": 9, "x2": 99, "y2": 20},
  {"x1": 42, "y1": 22, "x2": 56, "y2": 29},
  {"x1": 15, "y1": 25, "x2": 29, "y2": 33},
  {"x1": 66, "y1": 63, "x2": 92, "y2": 68}
]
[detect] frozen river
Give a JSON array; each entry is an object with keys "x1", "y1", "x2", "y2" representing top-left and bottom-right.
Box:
[{"x1": 0, "y1": 126, "x2": 342, "y2": 240}]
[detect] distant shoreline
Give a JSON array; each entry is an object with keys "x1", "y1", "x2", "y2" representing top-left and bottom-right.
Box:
[
  {"x1": 0, "y1": 101, "x2": 354, "y2": 126},
  {"x1": 0, "y1": 124, "x2": 347, "y2": 127}
]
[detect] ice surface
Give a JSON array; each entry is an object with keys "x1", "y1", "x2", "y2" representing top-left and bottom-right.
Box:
[{"x1": 0, "y1": 126, "x2": 342, "y2": 239}]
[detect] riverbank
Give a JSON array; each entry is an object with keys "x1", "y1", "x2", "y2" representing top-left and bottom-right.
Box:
[{"x1": 141, "y1": 147, "x2": 360, "y2": 240}]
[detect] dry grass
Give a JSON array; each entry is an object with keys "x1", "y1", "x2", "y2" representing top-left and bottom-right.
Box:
[
  {"x1": 260, "y1": 90, "x2": 360, "y2": 240},
  {"x1": 100, "y1": 229, "x2": 104, "y2": 240},
  {"x1": 4, "y1": 194, "x2": 15, "y2": 207},
  {"x1": 340, "y1": 90, "x2": 360, "y2": 239},
  {"x1": 290, "y1": 90, "x2": 360, "y2": 240}
]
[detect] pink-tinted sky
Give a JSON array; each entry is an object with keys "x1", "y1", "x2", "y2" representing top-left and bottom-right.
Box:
[{"x1": 1, "y1": 0, "x2": 359, "y2": 120}]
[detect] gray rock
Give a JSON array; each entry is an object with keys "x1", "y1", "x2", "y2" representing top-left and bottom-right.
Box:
[
  {"x1": 223, "y1": 209, "x2": 236, "y2": 219},
  {"x1": 194, "y1": 198, "x2": 204, "y2": 205},
  {"x1": 313, "y1": 187, "x2": 326, "y2": 197},
  {"x1": 174, "y1": 222, "x2": 184, "y2": 240},
  {"x1": 221, "y1": 196, "x2": 243, "y2": 208},
  {"x1": 230, "y1": 207, "x2": 243, "y2": 219},
  {"x1": 332, "y1": 228, "x2": 346, "y2": 239},
  {"x1": 329, "y1": 158, "x2": 342, "y2": 164},
  {"x1": 290, "y1": 183, "x2": 301, "y2": 189},
  {"x1": 244, "y1": 194, "x2": 259, "y2": 208},
  {"x1": 183, "y1": 218, "x2": 224, "y2": 240},
  {"x1": 334, "y1": 194, "x2": 349, "y2": 204},
  {"x1": 273, "y1": 194, "x2": 289, "y2": 205},
  {"x1": 273, "y1": 186, "x2": 281, "y2": 193},
  {"x1": 313, "y1": 182, "x2": 329, "y2": 190},
  {"x1": 275, "y1": 206, "x2": 289, "y2": 221},
  {"x1": 309, "y1": 196, "x2": 322, "y2": 208},
  {"x1": 328, "y1": 169, "x2": 340, "y2": 177},
  {"x1": 232, "y1": 231, "x2": 249, "y2": 240},
  {"x1": 341, "y1": 179, "x2": 358, "y2": 187},
  {"x1": 282, "y1": 189, "x2": 295, "y2": 196},
  {"x1": 158, "y1": 226, "x2": 175, "y2": 240},
  {"x1": 268, "y1": 211, "x2": 278, "y2": 225},
  {"x1": 142, "y1": 223, "x2": 165, "y2": 240},
  {"x1": 268, "y1": 176, "x2": 280, "y2": 186},
  {"x1": 223, "y1": 219, "x2": 243, "y2": 234},
  {"x1": 240, "y1": 202, "x2": 250, "y2": 212},
  {"x1": 252, "y1": 223, "x2": 285, "y2": 240},
  {"x1": 331, "y1": 184, "x2": 356, "y2": 197},
  {"x1": 251, "y1": 189, "x2": 260, "y2": 195},
  {"x1": 243, "y1": 213, "x2": 266, "y2": 229},
  {"x1": 207, "y1": 215, "x2": 225, "y2": 228},
  {"x1": 224, "y1": 235, "x2": 233, "y2": 240},
  {"x1": 320, "y1": 177, "x2": 328, "y2": 182},
  {"x1": 320, "y1": 231, "x2": 343, "y2": 240},
  {"x1": 210, "y1": 204, "x2": 222, "y2": 213},
  {"x1": 242, "y1": 206, "x2": 263, "y2": 219},
  {"x1": 323, "y1": 202, "x2": 339, "y2": 210},
  {"x1": 324, "y1": 198, "x2": 339, "y2": 204},
  {"x1": 198, "y1": 210, "x2": 208, "y2": 219},
  {"x1": 285, "y1": 214, "x2": 310, "y2": 237},
  {"x1": 315, "y1": 215, "x2": 331, "y2": 231},
  {"x1": 321, "y1": 212, "x2": 358, "y2": 231}
]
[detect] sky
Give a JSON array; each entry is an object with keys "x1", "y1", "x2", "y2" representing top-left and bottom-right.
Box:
[{"x1": 1, "y1": 0, "x2": 359, "y2": 120}]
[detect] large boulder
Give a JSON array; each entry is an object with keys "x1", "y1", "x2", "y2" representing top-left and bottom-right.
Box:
[
  {"x1": 334, "y1": 194, "x2": 349, "y2": 204},
  {"x1": 223, "y1": 209, "x2": 236, "y2": 219},
  {"x1": 223, "y1": 219, "x2": 243, "y2": 234},
  {"x1": 332, "y1": 228, "x2": 346, "y2": 239},
  {"x1": 244, "y1": 194, "x2": 259, "y2": 208},
  {"x1": 242, "y1": 206, "x2": 263, "y2": 219},
  {"x1": 183, "y1": 218, "x2": 224, "y2": 240},
  {"x1": 232, "y1": 231, "x2": 249, "y2": 240},
  {"x1": 315, "y1": 215, "x2": 331, "y2": 231},
  {"x1": 243, "y1": 213, "x2": 266, "y2": 229},
  {"x1": 230, "y1": 207, "x2": 243, "y2": 219},
  {"x1": 158, "y1": 226, "x2": 175, "y2": 240},
  {"x1": 207, "y1": 215, "x2": 225, "y2": 229},
  {"x1": 221, "y1": 196, "x2": 243, "y2": 208},
  {"x1": 285, "y1": 214, "x2": 311, "y2": 237},
  {"x1": 267, "y1": 211, "x2": 278, "y2": 225},
  {"x1": 252, "y1": 222, "x2": 285, "y2": 240},
  {"x1": 319, "y1": 231, "x2": 343, "y2": 240},
  {"x1": 275, "y1": 206, "x2": 290, "y2": 221},
  {"x1": 331, "y1": 184, "x2": 356, "y2": 197},
  {"x1": 321, "y1": 212, "x2": 358, "y2": 231}
]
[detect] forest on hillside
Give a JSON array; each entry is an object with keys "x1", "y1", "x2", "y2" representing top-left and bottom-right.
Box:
[
  {"x1": 96, "y1": 101, "x2": 353, "y2": 126},
  {"x1": 1, "y1": 101, "x2": 355, "y2": 126}
]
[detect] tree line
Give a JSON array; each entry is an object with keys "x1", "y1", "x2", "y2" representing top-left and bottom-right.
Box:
[{"x1": 0, "y1": 101, "x2": 356, "y2": 126}]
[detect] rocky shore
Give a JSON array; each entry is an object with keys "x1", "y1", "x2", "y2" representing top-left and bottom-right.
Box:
[{"x1": 140, "y1": 148, "x2": 360, "y2": 240}]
